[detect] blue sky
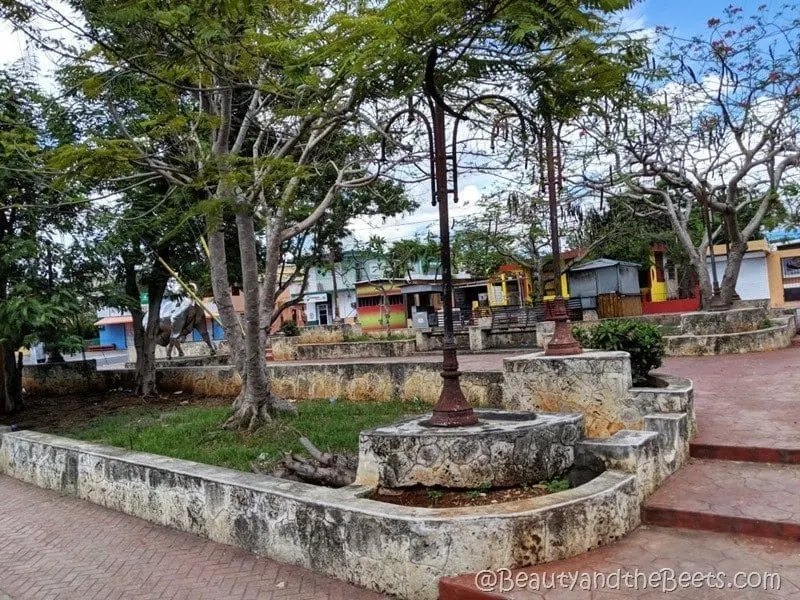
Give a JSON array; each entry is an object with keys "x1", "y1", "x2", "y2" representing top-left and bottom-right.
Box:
[{"x1": 638, "y1": 0, "x2": 763, "y2": 33}]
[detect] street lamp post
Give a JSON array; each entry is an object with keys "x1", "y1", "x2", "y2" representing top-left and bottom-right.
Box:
[
  {"x1": 541, "y1": 117, "x2": 582, "y2": 356},
  {"x1": 381, "y1": 49, "x2": 526, "y2": 427}
]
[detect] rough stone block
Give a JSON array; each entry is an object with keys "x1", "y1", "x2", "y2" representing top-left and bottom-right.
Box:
[
  {"x1": 644, "y1": 412, "x2": 691, "y2": 484},
  {"x1": 356, "y1": 410, "x2": 584, "y2": 488},
  {"x1": 503, "y1": 351, "x2": 636, "y2": 437},
  {"x1": 575, "y1": 430, "x2": 659, "y2": 501}
]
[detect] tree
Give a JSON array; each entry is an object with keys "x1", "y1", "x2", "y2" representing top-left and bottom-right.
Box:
[
  {"x1": 0, "y1": 70, "x2": 87, "y2": 413},
  {"x1": 580, "y1": 4, "x2": 800, "y2": 307},
  {"x1": 454, "y1": 193, "x2": 551, "y2": 298},
  {"x1": 8, "y1": 0, "x2": 643, "y2": 431}
]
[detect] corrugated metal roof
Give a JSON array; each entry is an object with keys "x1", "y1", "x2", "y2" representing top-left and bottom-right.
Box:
[{"x1": 569, "y1": 258, "x2": 641, "y2": 272}]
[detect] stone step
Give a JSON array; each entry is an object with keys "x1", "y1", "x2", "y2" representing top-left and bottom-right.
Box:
[
  {"x1": 438, "y1": 525, "x2": 800, "y2": 599},
  {"x1": 642, "y1": 459, "x2": 800, "y2": 540},
  {"x1": 691, "y1": 442, "x2": 800, "y2": 465}
]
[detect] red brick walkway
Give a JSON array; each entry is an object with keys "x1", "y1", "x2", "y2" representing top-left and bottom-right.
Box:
[
  {"x1": 0, "y1": 475, "x2": 389, "y2": 600},
  {"x1": 658, "y1": 348, "x2": 800, "y2": 454},
  {"x1": 441, "y1": 525, "x2": 800, "y2": 599}
]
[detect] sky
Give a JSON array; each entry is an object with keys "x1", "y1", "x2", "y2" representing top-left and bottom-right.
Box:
[
  {"x1": 356, "y1": 0, "x2": 765, "y2": 245},
  {"x1": 0, "y1": 0, "x2": 770, "y2": 247}
]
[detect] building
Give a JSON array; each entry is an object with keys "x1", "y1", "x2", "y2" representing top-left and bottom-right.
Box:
[
  {"x1": 567, "y1": 258, "x2": 643, "y2": 318},
  {"x1": 289, "y1": 256, "x2": 359, "y2": 326},
  {"x1": 94, "y1": 307, "x2": 133, "y2": 350},
  {"x1": 703, "y1": 237, "x2": 800, "y2": 309}
]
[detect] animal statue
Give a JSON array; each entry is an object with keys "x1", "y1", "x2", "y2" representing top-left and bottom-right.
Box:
[
  {"x1": 157, "y1": 302, "x2": 216, "y2": 359},
  {"x1": 144, "y1": 283, "x2": 216, "y2": 359}
]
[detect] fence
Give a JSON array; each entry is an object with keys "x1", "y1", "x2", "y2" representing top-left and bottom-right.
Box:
[
  {"x1": 596, "y1": 294, "x2": 643, "y2": 319},
  {"x1": 474, "y1": 300, "x2": 584, "y2": 330}
]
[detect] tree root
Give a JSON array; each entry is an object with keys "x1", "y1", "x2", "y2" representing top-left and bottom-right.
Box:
[
  {"x1": 261, "y1": 436, "x2": 357, "y2": 487},
  {"x1": 225, "y1": 390, "x2": 297, "y2": 432}
]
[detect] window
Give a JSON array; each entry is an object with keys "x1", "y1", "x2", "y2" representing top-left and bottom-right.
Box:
[
  {"x1": 358, "y1": 296, "x2": 381, "y2": 307},
  {"x1": 357, "y1": 294, "x2": 403, "y2": 307}
]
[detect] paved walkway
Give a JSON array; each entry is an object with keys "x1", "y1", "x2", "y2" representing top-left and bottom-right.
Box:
[
  {"x1": 0, "y1": 475, "x2": 388, "y2": 600},
  {"x1": 441, "y1": 346, "x2": 800, "y2": 598},
  {"x1": 658, "y1": 348, "x2": 800, "y2": 454},
  {"x1": 441, "y1": 525, "x2": 800, "y2": 599}
]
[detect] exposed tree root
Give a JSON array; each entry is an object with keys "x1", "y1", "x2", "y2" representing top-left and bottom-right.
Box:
[
  {"x1": 224, "y1": 389, "x2": 297, "y2": 432},
  {"x1": 257, "y1": 436, "x2": 357, "y2": 487}
]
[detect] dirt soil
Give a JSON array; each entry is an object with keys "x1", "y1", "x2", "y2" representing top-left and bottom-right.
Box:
[
  {"x1": 0, "y1": 391, "x2": 229, "y2": 433},
  {"x1": 370, "y1": 483, "x2": 561, "y2": 508}
]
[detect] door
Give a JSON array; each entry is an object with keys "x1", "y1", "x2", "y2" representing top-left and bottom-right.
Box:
[{"x1": 317, "y1": 302, "x2": 329, "y2": 326}]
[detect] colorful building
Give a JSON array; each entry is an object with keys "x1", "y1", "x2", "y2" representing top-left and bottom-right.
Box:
[{"x1": 354, "y1": 280, "x2": 409, "y2": 330}]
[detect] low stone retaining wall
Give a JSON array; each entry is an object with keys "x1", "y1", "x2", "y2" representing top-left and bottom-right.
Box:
[
  {"x1": 0, "y1": 395, "x2": 693, "y2": 600},
  {"x1": 413, "y1": 329, "x2": 470, "y2": 352},
  {"x1": 154, "y1": 363, "x2": 504, "y2": 407},
  {"x1": 0, "y1": 429, "x2": 643, "y2": 599},
  {"x1": 467, "y1": 326, "x2": 539, "y2": 352},
  {"x1": 665, "y1": 315, "x2": 794, "y2": 356},
  {"x1": 503, "y1": 351, "x2": 694, "y2": 439},
  {"x1": 22, "y1": 360, "x2": 117, "y2": 396},
  {"x1": 680, "y1": 306, "x2": 766, "y2": 335},
  {"x1": 294, "y1": 340, "x2": 416, "y2": 360},
  {"x1": 124, "y1": 354, "x2": 231, "y2": 369}
]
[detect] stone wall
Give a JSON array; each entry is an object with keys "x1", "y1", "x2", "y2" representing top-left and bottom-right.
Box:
[
  {"x1": 413, "y1": 329, "x2": 470, "y2": 352},
  {"x1": 0, "y1": 429, "x2": 641, "y2": 600},
  {"x1": 665, "y1": 315, "x2": 794, "y2": 356},
  {"x1": 152, "y1": 363, "x2": 505, "y2": 407},
  {"x1": 467, "y1": 326, "x2": 539, "y2": 352},
  {"x1": 294, "y1": 340, "x2": 416, "y2": 361},
  {"x1": 126, "y1": 341, "x2": 229, "y2": 363},
  {"x1": 679, "y1": 306, "x2": 767, "y2": 335},
  {"x1": 21, "y1": 361, "x2": 117, "y2": 396},
  {"x1": 502, "y1": 351, "x2": 694, "y2": 439}
]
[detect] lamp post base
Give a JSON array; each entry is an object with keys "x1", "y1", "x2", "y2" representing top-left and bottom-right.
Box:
[
  {"x1": 708, "y1": 293, "x2": 731, "y2": 312},
  {"x1": 543, "y1": 298, "x2": 583, "y2": 357},
  {"x1": 427, "y1": 346, "x2": 479, "y2": 427}
]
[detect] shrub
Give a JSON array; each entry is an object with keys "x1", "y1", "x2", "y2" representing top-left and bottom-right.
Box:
[
  {"x1": 279, "y1": 320, "x2": 300, "y2": 337},
  {"x1": 572, "y1": 319, "x2": 666, "y2": 385}
]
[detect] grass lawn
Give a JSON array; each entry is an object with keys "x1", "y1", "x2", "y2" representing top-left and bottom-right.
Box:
[{"x1": 67, "y1": 399, "x2": 426, "y2": 472}]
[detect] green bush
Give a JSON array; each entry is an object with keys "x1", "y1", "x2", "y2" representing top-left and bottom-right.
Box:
[
  {"x1": 572, "y1": 319, "x2": 666, "y2": 385},
  {"x1": 279, "y1": 320, "x2": 300, "y2": 337}
]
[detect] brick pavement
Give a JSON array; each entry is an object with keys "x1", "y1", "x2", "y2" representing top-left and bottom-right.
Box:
[
  {"x1": 440, "y1": 525, "x2": 800, "y2": 599},
  {"x1": 657, "y1": 347, "x2": 800, "y2": 453},
  {"x1": 0, "y1": 475, "x2": 389, "y2": 600}
]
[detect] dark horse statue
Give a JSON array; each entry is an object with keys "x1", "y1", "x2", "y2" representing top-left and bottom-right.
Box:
[{"x1": 156, "y1": 303, "x2": 216, "y2": 359}]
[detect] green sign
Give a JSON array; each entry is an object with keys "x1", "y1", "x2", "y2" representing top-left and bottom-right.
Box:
[{"x1": 139, "y1": 292, "x2": 149, "y2": 304}]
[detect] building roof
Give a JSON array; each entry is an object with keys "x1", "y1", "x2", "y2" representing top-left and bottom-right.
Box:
[
  {"x1": 93, "y1": 295, "x2": 243, "y2": 327},
  {"x1": 765, "y1": 229, "x2": 800, "y2": 244},
  {"x1": 94, "y1": 316, "x2": 132, "y2": 326},
  {"x1": 569, "y1": 258, "x2": 641, "y2": 272}
]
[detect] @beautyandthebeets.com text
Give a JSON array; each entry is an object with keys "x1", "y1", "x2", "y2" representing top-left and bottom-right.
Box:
[{"x1": 474, "y1": 567, "x2": 782, "y2": 594}]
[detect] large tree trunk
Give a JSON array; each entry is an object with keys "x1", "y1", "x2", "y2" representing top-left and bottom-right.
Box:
[
  {"x1": 690, "y1": 254, "x2": 714, "y2": 310},
  {"x1": 0, "y1": 342, "x2": 22, "y2": 414},
  {"x1": 125, "y1": 256, "x2": 167, "y2": 397},
  {"x1": 224, "y1": 211, "x2": 295, "y2": 431},
  {"x1": 719, "y1": 241, "x2": 747, "y2": 306},
  {"x1": 718, "y1": 211, "x2": 748, "y2": 306}
]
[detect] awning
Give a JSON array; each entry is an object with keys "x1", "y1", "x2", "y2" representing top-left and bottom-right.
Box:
[
  {"x1": 400, "y1": 283, "x2": 442, "y2": 294},
  {"x1": 94, "y1": 316, "x2": 132, "y2": 326}
]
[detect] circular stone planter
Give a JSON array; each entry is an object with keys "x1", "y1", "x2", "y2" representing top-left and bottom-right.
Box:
[{"x1": 355, "y1": 409, "x2": 584, "y2": 489}]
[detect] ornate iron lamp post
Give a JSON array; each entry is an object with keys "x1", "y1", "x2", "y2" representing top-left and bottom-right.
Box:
[
  {"x1": 381, "y1": 49, "x2": 526, "y2": 426},
  {"x1": 541, "y1": 118, "x2": 582, "y2": 356}
]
